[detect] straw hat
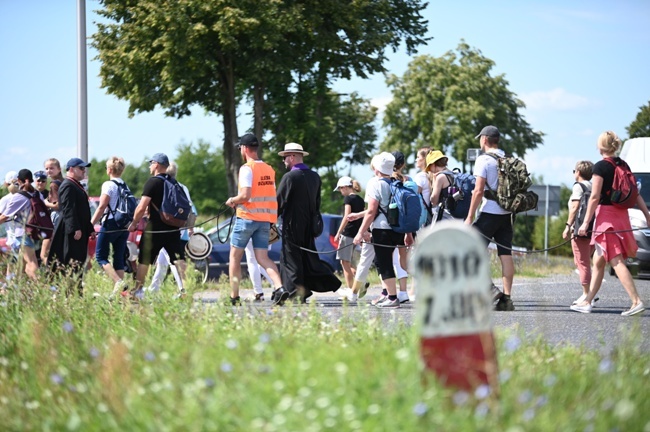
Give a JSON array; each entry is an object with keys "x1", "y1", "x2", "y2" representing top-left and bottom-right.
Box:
[
  {"x1": 185, "y1": 232, "x2": 213, "y2": 260},
  {"x1": 278, "y1": 143, "x2": 309, "y2": 157}
]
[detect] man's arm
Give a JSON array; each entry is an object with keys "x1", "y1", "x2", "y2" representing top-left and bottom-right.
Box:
[
  {"x1": 464, "y1": 175, "x2": 486, "y2": 225},
  {"x1": 128, "y1": 196, "x2": 151, "y2": 232},
  {"x1": 226, "y1": 187, "x2": 251, "y2": 208}
]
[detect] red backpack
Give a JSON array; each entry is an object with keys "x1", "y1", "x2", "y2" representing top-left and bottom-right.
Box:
[
  {"x1": 18, "y1": 191, "x2": 54, "y2": 240},
  {"x1": 605, "y1": 158, "x2": 639, "y2": 209}
]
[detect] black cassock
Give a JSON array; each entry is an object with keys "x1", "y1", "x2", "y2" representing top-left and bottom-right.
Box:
[
  {"x1": 277, "y1": 166, "x2": 341, "y2": 298},
  {"x1": 48, "y1": 178, "x2": 94, "y2": 288}
]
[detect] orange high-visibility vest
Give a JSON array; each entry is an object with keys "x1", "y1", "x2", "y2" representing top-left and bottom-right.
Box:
[{"x1": 236, "y1": 161, "x2": 278, "y2": 223}]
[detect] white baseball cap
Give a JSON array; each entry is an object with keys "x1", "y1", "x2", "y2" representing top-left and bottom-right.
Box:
[
  {"x1": 333, "y1": 176, "x2": 353, "y2": 191},
  {"x1": 4, "y1": 171, "x2": 18, "y2": 185}
]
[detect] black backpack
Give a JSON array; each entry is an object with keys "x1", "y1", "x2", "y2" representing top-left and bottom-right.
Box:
[
  {"x1": 573, "y1": 182, "x2": 594, "y2": 238},
  {"x1": 107, "y1": 180, "x2": 137, "y2": 229}
]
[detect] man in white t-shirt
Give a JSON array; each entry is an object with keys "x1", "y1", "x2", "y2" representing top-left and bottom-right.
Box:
[{"x1": 465, "y1": 125, "x2": 515, "y2": 311}]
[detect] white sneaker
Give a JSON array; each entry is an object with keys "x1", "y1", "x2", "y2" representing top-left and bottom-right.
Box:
[
  {"x1": 343, "y1": 292, "x2": 358, "y2": 303},
  {"x1": 397, "y1": 291, "x2": 410, "y2": 304},
  {"x1": 337, "y1": 287, "x2": 353, "y2": 300},
  {"x1": 572, "y1": 294, "x2": 599, "y2": 306}
]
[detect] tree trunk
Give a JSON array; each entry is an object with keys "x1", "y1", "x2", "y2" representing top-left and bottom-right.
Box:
[{"x1": 220, "y1": 58, "x2": 240, "y2": 197}]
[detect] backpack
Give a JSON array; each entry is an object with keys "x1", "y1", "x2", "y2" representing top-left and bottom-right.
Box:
[
  {"x1": 403, "y1": 180, "x2": 430, "y2": 228},
  {"x1": 151, "y1": 174, "x2": 192, "y2": 228},
  {"x1": 107, "y1": 180, "x2": 137, "y2": 229},
  {"x1": 18, "y1": 191, "x2": 54, "y2": 241},
  {"x1": 444, "y1": 170, "x2": 476, "y2": 219},
  {"x1": 605, "y1": 158, "x2": 639, "y2": 209},
  {"x1": 378, "y1": 178, "x2": 422, "y2": 233},
  {"x1": 573, "y1": 182, "x2": 594, "y2": 238},
  {"x1": 484, "y1": 153, "x2": 538, "y2": 214}
]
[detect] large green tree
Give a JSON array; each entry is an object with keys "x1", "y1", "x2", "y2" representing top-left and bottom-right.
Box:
[
  {"x1": 626, "y1": 101, "x2": 650, "y2": 139},
  {"x1": 382, "y1": 42, "x2": 544, "y2": 169},
  {"x1": 92, "y1": 0, "x2": 429, "y2": 195}
]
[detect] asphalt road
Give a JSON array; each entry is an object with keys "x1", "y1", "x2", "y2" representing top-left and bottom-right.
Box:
[{"x1": 195, "y1": 272, "x2": 650, "y2": 355}]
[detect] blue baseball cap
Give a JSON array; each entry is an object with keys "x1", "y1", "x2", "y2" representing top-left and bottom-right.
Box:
[
  {"x1": 149, "y1": 153, "x2": 170, "y2": 167},
  {"x1": 66, "y1": 158, "x2": 91, "y2": 170}
]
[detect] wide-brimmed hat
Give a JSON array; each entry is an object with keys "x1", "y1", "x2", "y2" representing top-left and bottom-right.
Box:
[
  {"x1": 4, "y1": 171, "x2": 18, "y2": 185},
  {"x1": 425, "y1": 150, "x2": 448, "y2": 169},
  {"x1": 185, "y1": 232, "x2": 213, "y2": 260},
  {"x1": 371, "y1": 152, "x2": 395, "y2": 176},
  {"x1": 278, "y1": 143, "x2": 309, "y2": 157}
]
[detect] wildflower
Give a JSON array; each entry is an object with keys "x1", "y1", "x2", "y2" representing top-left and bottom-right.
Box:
[
  {"x1": 50, "y1": 373, "x2": 63, "y2": 385},
  {"x1": 50, "y1": 286, "x2": 58, "y2": 292},
  {"x1": 334, "y1": 362, "x2": 348, "y2": 375},
  {"x1": 523, "y1": 408, "x2": 536, "y2": 421},
  {"x1": 412, "y1": 402, "x2": 428, "y2": 417},
  {"x1": 367, "y1": 404, "x2": 380, "y2": 415},
  {"x1": 221, "y1": 362, "x2": 232, "y2": 373},
  {"x1": 518, "y1": 390, "x2": 532, "y2": 404},
  {"x1": 315, "y1": 397, "x2": 331, "y2": 409},
  {"x1": 543, "y1": 374, "x2": 557, "y2": 387},
  {"x1": 89, "y1": 347, "x2": 100, "y2": 359},
  {"x1": 258, "y1": 365, "x2": 271, "y2": 374},
  {"x1": 453, "y1": 391, "x2": 470, "y2": 406},
  {"x1": 613, "y1": 399, "x2": 635, "y2": 421},
  {"x1": 475, "y1": 402, "x2": 490, "y2": 418},
  {"x1": 599, "y1": 358, "x2": 613, "y2": 374},
  {"x1": 474, "y1": 384, "x2": 491, "y2": 400},
  {"x1": 395, "y1": 348, "x2": 409, "y2": 360},
  {"x1": 499, "y1": 369, "x2": 512, "y2": 383},
  {"x1": 144, "y1": 352, "x2": 156, "y2": 362},
  {"x1": 62, "y1": 321, "x2": 74, "y2": 333},
  {"x1": 504, "y1": 335, "x2": 521, "y2": 352},
  {"x1": 535, "y1": 395, "x2": 548, "y2": 407},
  {"x1": 225, "y1": 339, "x2": 238, "y2": 350},
  {"x1": 259, "y1": 333, "x2": 271, "y2": 344},
  {"x1": 204, "y1": 378, "x2": 215, "y2": 388}
]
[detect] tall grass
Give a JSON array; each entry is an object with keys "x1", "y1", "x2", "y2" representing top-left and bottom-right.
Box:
[{"x1": 0, "y1": 262, "x2": 647, "y2": 430}]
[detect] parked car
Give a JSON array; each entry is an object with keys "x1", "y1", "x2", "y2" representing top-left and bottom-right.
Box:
[
  {"x1": 204, "y1": 214, "x2": 343, "y2": 281},
  {"x1": 617, "y1": 137, "x2": 650, "y2": 277}
]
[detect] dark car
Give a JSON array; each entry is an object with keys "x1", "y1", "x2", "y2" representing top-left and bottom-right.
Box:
[{"x1": 204, "y1": 214, "x2": 343, "y2": 280}]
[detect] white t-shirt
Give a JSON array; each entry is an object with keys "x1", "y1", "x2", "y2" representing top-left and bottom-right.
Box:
[
  {"x1": 414, "y1": 171, "x2": 431, "y2": 206},
  {"x1": 569, "y1": 181, "x2": 591, "y2": 208},
  {"x1": 473, "y1": 149, "x2": 510, "y2": 215},
  {"x1": 238, "y1": 162, "x2": 264, "y2": 188},
  {"x1": 2, "y1": 192, "x2": 32, "y2": 238},
  {"x1": 100, "y1": 178, "x2": 126, "y2": 220},
  {"x1": 364, "y1": 176, "x2": 391, "y2": 230}
]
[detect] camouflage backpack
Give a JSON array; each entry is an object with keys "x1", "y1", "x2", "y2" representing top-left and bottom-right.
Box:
[{"x1": 484, "y1": 153, "x2": 538, "y2": 214}]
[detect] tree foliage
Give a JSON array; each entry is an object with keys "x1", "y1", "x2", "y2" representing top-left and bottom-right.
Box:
[
  {"x1": 174, "y1": 140, "x2": 228, "y2": 215},
  {"x1": 626, "y1": 101, "x2": 650, "y2": 139},
  {"x1": 92, "y1": 0, "x2": 429, "y2": 195},
  {"x1": 382, "y1": 42, "x2": 544, "y2": 170}
]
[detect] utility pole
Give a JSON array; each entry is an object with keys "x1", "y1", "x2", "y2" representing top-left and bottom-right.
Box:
[{"x1": 77, "y1": 0, "x2": 88, "y2": 161}]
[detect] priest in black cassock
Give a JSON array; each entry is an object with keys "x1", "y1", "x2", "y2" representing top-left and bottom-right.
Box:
[{"x1": 275, "y1": 143, "x2": 341, "y2": 303}]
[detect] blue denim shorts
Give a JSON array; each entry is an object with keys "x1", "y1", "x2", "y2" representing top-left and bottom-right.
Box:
[
  {"x1": 230, "y1": 218, "x2": 270, "y2": 249},
  {"x1": 11, "y1": 236, "x2": 36, "y2": 252}
]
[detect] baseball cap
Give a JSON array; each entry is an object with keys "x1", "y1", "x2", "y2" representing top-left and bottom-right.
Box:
[
  {"x1": 475, "y1": 125, "x2": 500, "y2": 139},
  {"x1": 4, "y1": 171, "x2": 18, "y2": 185},
  {"x1": 237, "y1": 133, "x2": 259, "y2": 147},
  {"x1": 391, "y1": 151, "x2": 405, "y2": 170},
  {"x1": 333, "y1": 176, "x2": 353, "y2": 191},
  {"x1": 149, "y1": 153, "x2": 170, "y2": 167},
  {"x1": 34, "y1": 170, "x2": 47, "y2": 180},
  {"x1": 66, "y1": 158, "x2": 91, "y2": 170}
]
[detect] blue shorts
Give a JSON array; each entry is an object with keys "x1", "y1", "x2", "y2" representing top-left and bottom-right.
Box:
[
  {"x1": 10, "y1": 236, "x2": 36, "y2": 252},
  {"x1": 230, "y1": 218, "x2": 270, "y2": 249}
]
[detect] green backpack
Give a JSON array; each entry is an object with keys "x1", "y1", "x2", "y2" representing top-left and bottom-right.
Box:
[{"x1": 484, "y1": 154, "x2": 538, "y2": 214}]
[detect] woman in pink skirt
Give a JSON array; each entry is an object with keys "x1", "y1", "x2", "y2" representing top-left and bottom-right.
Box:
[{"x1": 571, "y1": 131, "x2": 647, "y2": 316}]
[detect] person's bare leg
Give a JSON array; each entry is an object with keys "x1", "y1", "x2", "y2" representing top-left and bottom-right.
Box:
[
  {"x1": 500, "y1": 255, "x2": 514, "y2": 296},
  {"x1": 229, "y1": 247, "x2": 246, "y2": 299},
  {"x1": 253, "y1": 249, "x2": 283, "y2": 289},
  {"x1": 610, "y1": 255, "x2": 643, "y2": 307}
]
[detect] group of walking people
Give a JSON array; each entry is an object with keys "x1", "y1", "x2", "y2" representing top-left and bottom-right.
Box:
[{"x1": 0, "y1": 127, "x2": 646, "y2": 316}]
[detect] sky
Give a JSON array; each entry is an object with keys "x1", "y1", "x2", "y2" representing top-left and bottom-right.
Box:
[{"x1": 1, "y1": 0, "x2": 649, "y2": 192}]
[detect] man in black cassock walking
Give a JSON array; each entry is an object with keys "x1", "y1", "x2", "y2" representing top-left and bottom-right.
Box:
[{"x1": 275, "y1": 143, "x2": 341, "y2": 303}]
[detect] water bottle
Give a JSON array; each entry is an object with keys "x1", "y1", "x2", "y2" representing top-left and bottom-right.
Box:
[{"x1": 388, "y1": 202, "x2": 399, "y2": 226}]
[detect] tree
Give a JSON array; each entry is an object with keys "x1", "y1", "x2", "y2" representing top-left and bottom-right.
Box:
[
  {"x1": 382, "y1": 42, "x2": 544, "y2": 169},
  {"x1": 626, "y1": 101, "x2": 650, "y2": 139},
  {"x1": 92, "y1": 0, "x2": 429, "y2": 195},
  {"x1": 174, "y1": 140, "x2": 228, "y2": 215}
]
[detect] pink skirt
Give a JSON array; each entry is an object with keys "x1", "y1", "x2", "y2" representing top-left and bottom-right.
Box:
[{"x1": 591, "y1": 205, "x2": 638, "y2": 262}]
